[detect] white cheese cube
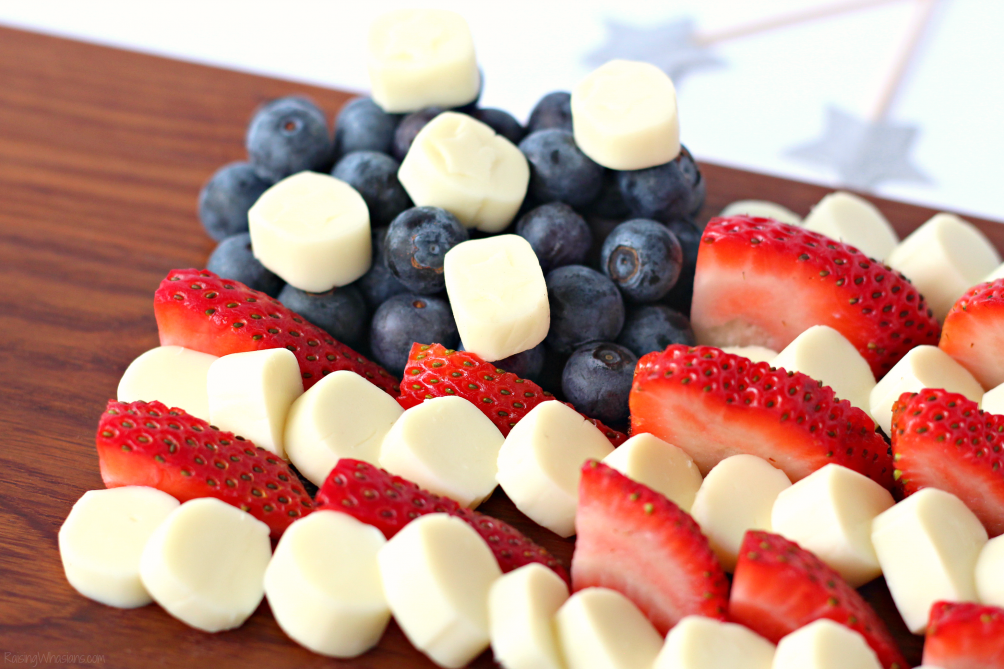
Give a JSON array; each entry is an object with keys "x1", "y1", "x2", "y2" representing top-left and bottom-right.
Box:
[
  {"x1": 602, "y1": 433, "x2": 703, "y2": 513},
  {"x1": 976, "y1": 534, "x2": 1004, "y2": 608},
  {"x1": 555, "y1": 588, "x2": 663, "y2": 669},
  {"x1": 719, "y1": 200, "x2": 802, "y2": 226},
  {"x1": 488, "y1": 563, "x2": 569, "y2": 669},
  {"x1": 980, "y1": 381, "x2": 1004, "y2": 416},
  {"x1": 117, "y1": 345, "x2": 217, "y2": 422},
  {"x1": 719, "y1": 346, "x2": 778, "y2": 364},
  {"x1": 802, "y1": 191, "x2": 898, "y2": 262},
  {"x1": 772, "y1": 619, "x2": 881, "y2": 669},
  {"x1": 654, "y1": 615, "x2": 776, "y2": 669},
  {"x1": 982, "y1": 262, "x2": 1004, "y2": 283}
]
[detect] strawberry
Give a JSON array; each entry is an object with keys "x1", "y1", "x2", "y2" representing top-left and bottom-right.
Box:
[
  {"x1": 314, "y1": 458, "x2": 568, "y2": 582},
  {"x1": 890, "y1": 389, "x2": 1004, "y2": 536},
  {"x1": 154, "y1": 268, "x2": 397, "y2": 394},
  {"x1": 691, "y1": 216, "x2": 939, "y2": 378},
  {"x1": 570, "y1": 460, "x2": 728, "y2": 635},
  {"x1": 630, "y1": 345, "x2": 894, "y2": 488},
  {"x1": 923, "y1": 601, "x2": 1004, "y2": 669},
  {"x1": 399, "y1": 342, "x2": 627, "y2": 446},
  {"x1": 940, "y1": 279, "x2": 1004, "y2": 389},
  {"x1": 730, "y1": 530, "x2": 906, "y2": 669},
  {"x1": 96, "y1": 399, "x2": 313, "y2": 537}
]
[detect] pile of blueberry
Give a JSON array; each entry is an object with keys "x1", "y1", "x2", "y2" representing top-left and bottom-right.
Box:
[{"x1": 198, "y1": 91, "x2": 704, "y2": 428}]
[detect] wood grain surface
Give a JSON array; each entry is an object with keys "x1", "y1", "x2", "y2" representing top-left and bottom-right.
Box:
[{"x1": 1, "y1": 25, "x2": 1000, "y2": 669}]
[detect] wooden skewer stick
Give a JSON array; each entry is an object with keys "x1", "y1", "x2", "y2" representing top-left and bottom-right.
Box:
[{"x1": 869, "y1": 0, "x2": 939, "y2": 121}]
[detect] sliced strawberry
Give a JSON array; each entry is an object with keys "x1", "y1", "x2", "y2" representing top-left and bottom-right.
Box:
[
  {"x1": 314, "y1": 458, "x2": 568, "y2": 582},
  {"x1": 96, "y1": 399, "x2": 313, "y2": 537},
  {"x1": 154, "y1": 268, "x2": 397, "y2": 394},
  {"x1": 890, "y1": 389, "x2": 1004, "y2": 536},
  {"x1": 730, "y1": 530, "x2": 906, "y2": 669},
  {"x1": 399, "y1": 342, "x2": 627, "y2": 446},
  {"x1": 940, "y1": 279, "x2": 1004, "y2": 389},
  {"x1": 571, "y1": 460, "x2": 728, "y2": 635},
  {"x1": 691, "y1": 216, "x2": 939, "y2": 378},
  {"x1": 630, "y1": 345, "x2": 894, "y2": 488},
  {"x1": 924, "y1": 601, "x2": 1004, "y2": 669}
]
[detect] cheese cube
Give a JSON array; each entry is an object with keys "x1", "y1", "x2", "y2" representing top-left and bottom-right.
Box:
[
  {"x1": 975, "y1": 534, "x2": 1004, "y2": 608},
  {"x1": 117, "y1": 345, "x2": 217, "y2": 422},
  {"x1": 654, "y1": 615, "x2": 776, "y2": 669},
  {"x1": 802, "y1": 191, "x2": 898, "y2": 262},
  {"x1": 719, "y1": 346, "x2": 778, "y2": 364},
  {"x1": 488, "y1": 563, "x2": 569, "y2": 669},
  {"x1": 602, "y1": 433, "x2": 703, "y2": 513},
  {"x1": 555, "y1": 588, "x2": 663, "y2": 669},
  {"x1": 719, "y1": 200, "x2": 802, "y2": 226},
  {"x1": 772, "y1": 619, "x2": 881, "y2": 669},
  {"x1": 980, "y1": 381, "x2": 1004, "y2": 416}
]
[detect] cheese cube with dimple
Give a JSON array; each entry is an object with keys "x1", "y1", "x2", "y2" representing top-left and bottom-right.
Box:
[
  {"x1": 719, "y1": 346, "x2": 778, "y2": 364},
  {"x1": 556, "y1": 588, "x2": 663, "y2": 669},
  {"x1": 602, "y1": 433, "x2": 703, "y2": 513},
  {"x1": 802, "y1": 191, "x2": 898, "y2": 261},
  {"x1": 871, "y1": 488, "x2": 988, "y2": 634},
  {"x1": 444, "y1": 235, "x2": 549, "y2": 362},
  {"x1": 378, "y1": 513, "x2": 502, "y2": 668},
  {"x1": 379, "y1": 396, "x2": 504, "y2": 508},
  {"x1": 981, "y1": 382, "x2": 1004, "y2": 416},
  {"x1": 719, "y1": 200, "x2": 802, "y2": 226},
  {"x1": 772, "y1": 619, "x2": 881, "y2": 669},
  {"x1": 488, "y1": 563, "x2": 569, "y2": 669},
  {"x1": 496, "y1": 401, "x2": 614, "y2": 537},
  {"x1": 770, "y1": 464, "x2": 894, "y2": 587},
  {"x1": 975, "y1": 534, "x2": 1004, "y2": 607},
  {"x1": 284, "y1": 370, "x2": 404, "y2": 485},
  {"x1": 249, "y1": 171, "x2": 371, "y2": 292},
  {"x1": 368, "y1": 9, "x2": 480, "y2": 113},
  {"x1": 58, "y1": 487, "x2": 179, "y2": 608},
  {"x1": 264, "y1": 511, "x2": 389, "y2": 657},
  {"x1": 887, "y1": 213, "x2": 1001, "y2": 321},
  {"x1": 983, "y1": 262, "x2": 1004, "y2": 283},
  {"x1": 399, "y1": 112, "x2": 529, "y2": 233},
  {"x1": 770, "y1": 325, "x2": 876, "y2": 418},
  {"x1": 654, "y1": 615, "x2": 776, "y2": 669},
  {"x1": 117, "y1": 346, "x2": 217, "y2": 422},
  {"x1": 139, "y1": 497, "x2": 272, "y2": 633},
  {"x1": 868, "y1": 345, "x2": 984, "y2": 434},
  {"x1": 691, "y1": 455, "x2": 791, "y2": 572}
]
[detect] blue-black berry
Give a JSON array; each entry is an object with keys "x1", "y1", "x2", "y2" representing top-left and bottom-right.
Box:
[
  {"x1": 331, "y1": 151, "x2": 412, "y2": 227},
  {"x1": 277, "y1": 284, "x2": 369, "y2": 351},
  {"x1": 471, "y1": 108, "x2": 525, "y2": 145},
  {"x1": 370, "y1": 294, "x2": 458, "y2": 376},
  {"x1": 333, "y1": 97, "x2": 399, "y2": 158},
  {"x1": 355, "y1": 226, "x2": 409, "y2": 310},
  {"x1": 206, "y1": 233, "x2": 284, "y2": 298},
  {"x1": 617, "y1": 145, "x2": 705, "y2": 223},
  {"x1": 461, "y1": 342, "x2": 545, "y2": 383},
  {"x1": 392, "y1": 107, "x2": 444, "y2": 161},
  {"x1": 386, "y1": 207, "x2": 469, "y2": 294},
  {"x1": 616, "y1": 304, "x2": 695, "y2": 357},
  {"x1": 516, "y1": 202, "x2": 592, "y2": 273},
  {"x1": 600, "y1": 219, "x2": 683, "y2": 303},
  {"x1": 545, "y1": 265, "x2": 624, "y2": 355},
  {"x1": 561, "y1": 342, "x2": 637, "y2": 426},
  {"x1": 584, "y1": 169, "x2": 631, "y2": 220},
  {"x1": 662, "y1": 218, "x2": 702, "y2": 314},
  {"x1": 519, "y1": 130, "x2": 603, "y2": 208},
  {"x1": 246, "y1": 96, "x2": 331, "y2": 182},
  {"x1": 527, "y1": 92, "x2": 572, "y2": 134},
  {"x1": 198, "y1": 162, "x2": 272, "y2": 242}
]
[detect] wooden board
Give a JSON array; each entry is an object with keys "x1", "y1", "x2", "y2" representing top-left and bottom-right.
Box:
[{"x1": 1, "y1": 25, "x2": 999, "y2": 668}]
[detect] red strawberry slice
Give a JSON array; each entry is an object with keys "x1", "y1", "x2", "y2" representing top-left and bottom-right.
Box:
[
  {"x1": 399, "y1": 342, "x2": 627, "y2": 446},
  {"x1": 891, "y1": 389, "x2": 1004, "y2": 536},
  {"x1": 691, "y1": 216, "x2": 940, "y2": 378},
  {"x1": 730, "y1": 530, "x2": 906, "y2": 669},
  {"x1": 571, "y1": 460, "x2": 728, "y2": 635},
  {"x1": 154, "y1": 268, "x2": 397, "y2": 394},
  {"x1": 940, "y1": 279, "x2": 1004, "y2": 389},
  {"x1": 924, "y1": 601, "x2": 1004, "y2": 669},
  {"x1": 630, "y1": 345, "x2": 894, "y2": 488},
  {"x1": 96, "y1": 399, "x2": 313, "y2": 538},
  {"x1": 314, "y1": 458, "x2": 568, "y2": 583}
]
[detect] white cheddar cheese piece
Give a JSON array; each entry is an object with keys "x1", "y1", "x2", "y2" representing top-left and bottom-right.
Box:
[
  {"x1": 117, "y1": 345, "x2": 217, "y2": 422},
  {"x1": 868, "y1": 345, "x2": 984, "y2": 434},
  {"x1": 871, "y1": 488, "x2": 988, "y2": 634},
  {"x1": 571, "y1": 60, "x2": 680, "y2": 171},
  {"x1": 770, "y1": 325, "x2": 876, "y2": 419},
  {"x1": 379, "y1": 396, "x2": 504, "y2": 508},
  {"x1": 982, "y1": 262, "x2": 1004, "y2": 283},
  {"x1": 690, "y1": 454, "x2": 791, "y2": 572},
  {"x1": 496, "y1": 401, "x2": 614, "y2": 537},
  {"x1": 975, "y1": 534, "x2": 1004, "y2": 608},
  {"x1": 284, "y1": 370, "x2": 404, "y2": 485},
  {"x1": 887, "y1": 213, "x2": 1001, "y2": 320},
  {"x1": 719, "y1": 345, "x2": 778, "y2": 364},
  {"x1": 719, "y1": 200, "x2": 802, "y2": 226},
  {"x1": 264, "y1": 510, "x2": 389, "y2": 657},
  {"x1": 772, "y1": 619, "x2": 881, "y2": 669},
  {"x1": 981, "y1": 382, "x2": 1004, "y2": 416},
  {"x1": 249, "y1": 171, "x2": 371, "y2": 292},
  {"x1": 654, "y1": 615, "x2": 776, "y2": 669},
  {"x1": 207, "y1": 349, "x2": 303, "y2": 460},
  {"x1": 802, "y1": 191, "x2": 898, "y2": 262},
  {"x1": 602, "y1": 433, "x2": 703, "y2": 513},
  {"x1": 488, "y1": 563, "x2": 569, "y2": 669},
  {"x1": 378, "y1": 513, "x2": 502, "y2": 668},
  {"x1": 444, "y1": 235, "x2": 549, "y2": 362},
  {"x1": 367, "y1": 9, "x2": 480, "y2": 113},
  {"x1": 58, "y1": 487, "x2": 179, "y2": 608},
  {"x1": 770, "y1": 464, "x2": 894, "y2": 587},
  {"x1": 139, "y1": 497, "x2": 272, "y2": 632},
  {"x1": 555, "y1": 587, "x2": 663, "y2": 669},
  {"x1": 399, "y1": 112, "x2": 529, "y2": 233}
]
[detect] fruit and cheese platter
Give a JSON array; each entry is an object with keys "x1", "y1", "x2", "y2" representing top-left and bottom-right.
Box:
[{"x1": 3, "y1": 14, "x2": 1004, "y2": 669}]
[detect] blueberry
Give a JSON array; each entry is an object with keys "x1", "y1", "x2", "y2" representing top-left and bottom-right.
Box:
[
  {"x1": 462, "y1": 342, "x2": 545, "y2": 382},
  {"x1": 537, "y1": 345, "x2": 569, "y2": 399},
  {"x1": 661, "y1": 217, "x2": 702, "y2": 314},
  {"x1": 198, "y1": 162, "x2": 272, "y2": 242},
  {"x1": 545, "y1": 265, "x2": 625, "y2": 355},
  {"x1": 386, "y1": 207, "x2": 469, "y2": 294},
  {"x1": 355, "y1": 226, "x2": 409, "y2": 310},
  {"x1": 392, "y1": 107, "x2": 444, "y2": 161},
  {"x1": 516, "y1": 202, "x2": 592, "y2": 273},
  {"x1": 561, "y1": 342, "x2": 637, "y2": 426},
  {"x1": 333, "y1": 97, "x2": 399, "y2": 158},
  {"x1": 519, "y1": 130, "x2": 603, "y2": 207},
  {"x1": 246, "y1": 96, "x2": 332, "y2": 182},
  {"x1": 370, "y1": 294, "x2": 458, "y2": 376},
  {"x1": 584, "y1": 169, "x2": 631, "y2": 220},
  {"x1": 277, "y1": 284, "x2": 368, "y2": 351},
  {"x1": 206, "y1": 233, "x2": 284, "y2": 297},
  {"x1": 617, "y1": 145, "x2": 706, "y2": 223},
  {"x1": 600, "y1": 219, "x2": 683, "y2": 303},
  {"x1": 471, "y1": 108, "x2": 526, "y2": 145},
  {"x1": 331, "y1": 151, "x2": 412, "y2": 227},
  {"x1": 527, "y1": 92, "x2": 572, "y2": 134},
  {"x1": 616, "y1": 304, "x2": 695, "y2": 357}
]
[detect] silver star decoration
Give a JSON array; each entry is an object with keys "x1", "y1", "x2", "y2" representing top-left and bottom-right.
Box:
[
  {"x1": 787, "y1": 106, "x2": 928, "y2": 191},
  {"x1": 586, "y1": 17, "x2": 724, "y2": 84}
]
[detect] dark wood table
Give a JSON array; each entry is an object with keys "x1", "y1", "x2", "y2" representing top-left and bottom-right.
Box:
[{"x1": 2, "y1": 25, "x2": 999, "y2": 669}]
